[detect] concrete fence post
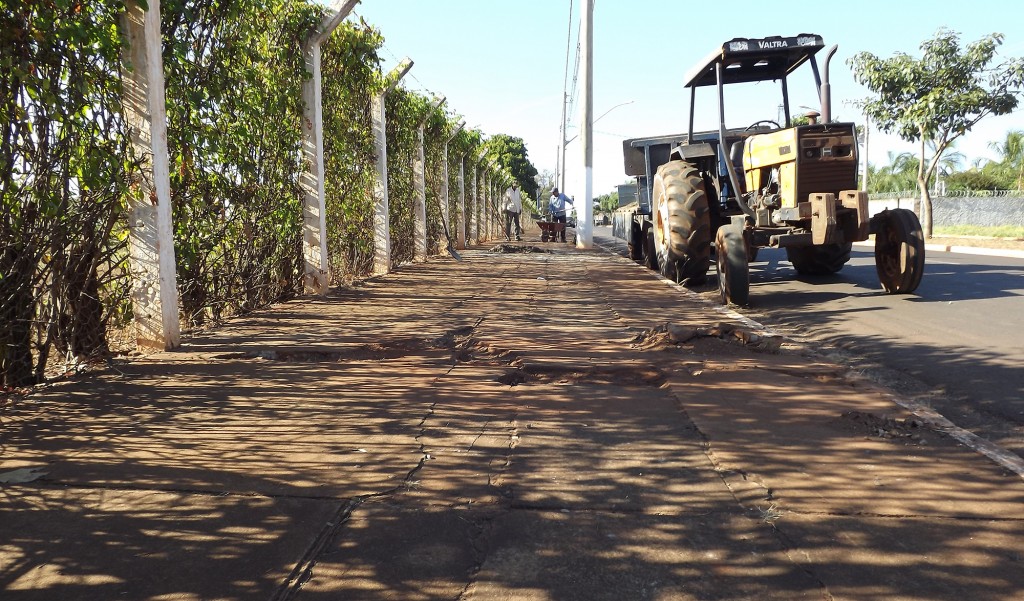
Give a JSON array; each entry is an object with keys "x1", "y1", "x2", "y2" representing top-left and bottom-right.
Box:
[
  {"x1": 480, "y1": 168, "x2": 488, "y2": 244},
  {"x1": 413, "y1": 97, "x2": 445, "y2": 261},
  {"x1": 457, "y1": 154, "x2": 467, "y2": 249},
  {"x1": 470, "y1": 161, "x2": 479, "y2": 246},
  {"x1": 299, "y1": 0, "x2": 358, "y2": 292},
  {"x1": 442, "y1": 121, "x2": 465, "y2": 250},
  {"x1": 121, "y1": 0, "x2": 180, "y2": 351},
  {"x1": 413, "y1": 124, "x2": 428, "y2": 261},
  {"x1": 372, "y1": 59, "x2": 413, "y2": 276}
]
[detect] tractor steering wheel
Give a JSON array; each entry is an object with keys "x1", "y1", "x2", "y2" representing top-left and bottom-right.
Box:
[{"x1": 745, "y1": 120, "x2": 781, "y2": 131}]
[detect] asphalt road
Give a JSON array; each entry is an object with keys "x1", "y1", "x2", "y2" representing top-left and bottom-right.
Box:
[{"x1": 593, "y1": 225, "x2": 1024, "y2": 457}]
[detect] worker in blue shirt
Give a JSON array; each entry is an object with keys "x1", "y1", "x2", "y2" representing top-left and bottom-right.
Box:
[{"x1": 548, "y1": 187, "x2": 572, "y2": 242}]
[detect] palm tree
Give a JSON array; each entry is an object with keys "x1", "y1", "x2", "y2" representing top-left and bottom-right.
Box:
[
  {"x1": 988, "y1": 130, "x2": 1024, "y2": 191},
  {"x1": 870, "y1": 151, "x2": 919, "y2": 193}
]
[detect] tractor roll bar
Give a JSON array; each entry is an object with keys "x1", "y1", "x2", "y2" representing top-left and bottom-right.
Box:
[{"x1": 716, "y1": 62, "x2": 755, "y2": 220}]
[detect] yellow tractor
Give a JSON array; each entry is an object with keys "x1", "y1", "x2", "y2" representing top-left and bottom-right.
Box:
[{"x1": 617, "y1": 34, "x2": 924, "y2": 305}]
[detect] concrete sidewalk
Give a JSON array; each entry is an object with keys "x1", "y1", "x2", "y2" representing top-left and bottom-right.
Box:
[{"x1": 2, "y1": 239, "x2": 1023, "y2": 601}]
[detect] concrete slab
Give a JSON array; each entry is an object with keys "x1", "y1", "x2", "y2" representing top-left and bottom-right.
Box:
[
  {"x1": 468, "y1": 509, "x2": 824, "y2": 601},
  {"x1": 776, "y1": 513, "x2": 1024, "y2": 601},
  {"x1": 0, "y1": 486, "x2": 339, "y2": 601},
  {"x1": 291, "y1": 503, "x2": 480, "y2": 601},
  {"x1": 669, "y1": 365, "x2": 1024, "y2": 519}
]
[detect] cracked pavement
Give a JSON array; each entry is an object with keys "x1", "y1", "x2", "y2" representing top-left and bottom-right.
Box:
[{"x1": 2, "y1": 237, "x2": 1024, "y2": 600}]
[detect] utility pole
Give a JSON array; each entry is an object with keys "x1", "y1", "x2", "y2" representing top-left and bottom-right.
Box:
[
  {"x1": 861, "y1": 111, "x2": 870, "y2": 192},
  {"x1": 578, "y1": 0, "x2": 594, "y2": 249},
  {"x1": 558, "y1": 92, "x2": 568, "y2": 192},
  {"x1": 558, "y1": 0, "x2": 574, "y2": 193}
]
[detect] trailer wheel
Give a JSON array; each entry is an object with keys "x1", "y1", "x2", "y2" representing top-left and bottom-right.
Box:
[
  {"x1": 716, "y1": 221, "x2": 749, "y2": 306},
  {"x1": 874, "y1": 208, "x2": 925, "y2": 294},
  {"x1": 628, "y1": 221, "x2": 643, "y2": 262},
  {"x1": 652, "y1": 160, "x2": 711, "y2": 284},
  {"x1": 786, "y1": 242, "x2": 852, "y2": 275},
  {"x1": 643, "y1": 226, "x2": 658, "y2": 271}
]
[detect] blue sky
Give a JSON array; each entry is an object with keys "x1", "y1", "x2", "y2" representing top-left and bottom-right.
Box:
[{"x1": 341, "y1": 0, "x2": 1024, "y2": 196}]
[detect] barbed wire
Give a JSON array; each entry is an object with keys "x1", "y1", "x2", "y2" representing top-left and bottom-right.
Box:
[{"x1": 869, "y1": 189, "x2": 1024, "y2": 199}]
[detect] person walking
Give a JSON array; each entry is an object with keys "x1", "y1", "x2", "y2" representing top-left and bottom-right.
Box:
[
  {"x1": 504, "y1": 184, "x2": 523, "y2": 241},
  {"x1": 548, "y1": 187, "x2": 572, "y2": 242}
]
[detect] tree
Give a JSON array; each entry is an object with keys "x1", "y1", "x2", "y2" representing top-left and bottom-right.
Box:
[
  {"x1": 849, "y1": 29, "x2": 1024, "y2": 236},
  {"x1": 485, "y1": 134, "x2": 540, "y2": 200}
]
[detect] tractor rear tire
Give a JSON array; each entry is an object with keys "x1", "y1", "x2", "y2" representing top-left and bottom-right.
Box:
[
  {"x1": 786, "y1": 242, "x2": 852, "y2": 275},
  {"x1": 652, "y1": 160, "x2": 711, "y2": 284},
  {"x1": 874, "y1": 208, "x2": 925, "y2": 294},
  {"x1": 716, "y1": 221, "x2": 749, "y2": 306}
]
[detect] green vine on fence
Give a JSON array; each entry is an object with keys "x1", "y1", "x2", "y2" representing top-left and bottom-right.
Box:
[
  {"x1": 162, "y1": 0, "x2": 321, "y2": 327},
  {"x1": 1, "y1": 1, "x2": 135, "y2": 386}
]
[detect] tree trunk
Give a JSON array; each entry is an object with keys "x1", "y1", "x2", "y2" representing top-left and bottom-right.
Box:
[
  {"x1": 916, "y1": 135, "x2": 933, "y2": 238},
  {"x1": 917, "y1": 177, "x2": 934, "y2": 239}
]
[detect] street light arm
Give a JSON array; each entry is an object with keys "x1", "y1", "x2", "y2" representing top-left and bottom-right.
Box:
[{"x1": 564, "y1": 100, "x2": 634, "y2": 145}]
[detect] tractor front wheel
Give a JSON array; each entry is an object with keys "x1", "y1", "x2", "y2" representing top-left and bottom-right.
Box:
[{"x1": 874, "y1": 208, "x2": 925, "y2": 294}]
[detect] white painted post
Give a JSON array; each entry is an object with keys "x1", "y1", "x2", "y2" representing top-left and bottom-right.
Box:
[
  {"x1": 121, "y1": 0, "x2": 180, "y2": 351},
  {"x1": 578, "y1": 0, "x2": 594, "y2": 249},
  {"x1": 457, "y1": 154, "x2": 467, "y2": 249},
  {"x1": 442, "y1": 121, "x2": 465, "y2": 249},
  {"x1": 300, "y1": 0, "x2": 359, "y2": 293},
  {"x1": 372, "y1": 59, "x2": 413, "y2": 276}
]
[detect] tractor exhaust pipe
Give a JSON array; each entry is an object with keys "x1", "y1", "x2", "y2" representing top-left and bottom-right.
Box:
[{"x1": 820, "y1": 45, "x2": 838, "y2": 123}]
